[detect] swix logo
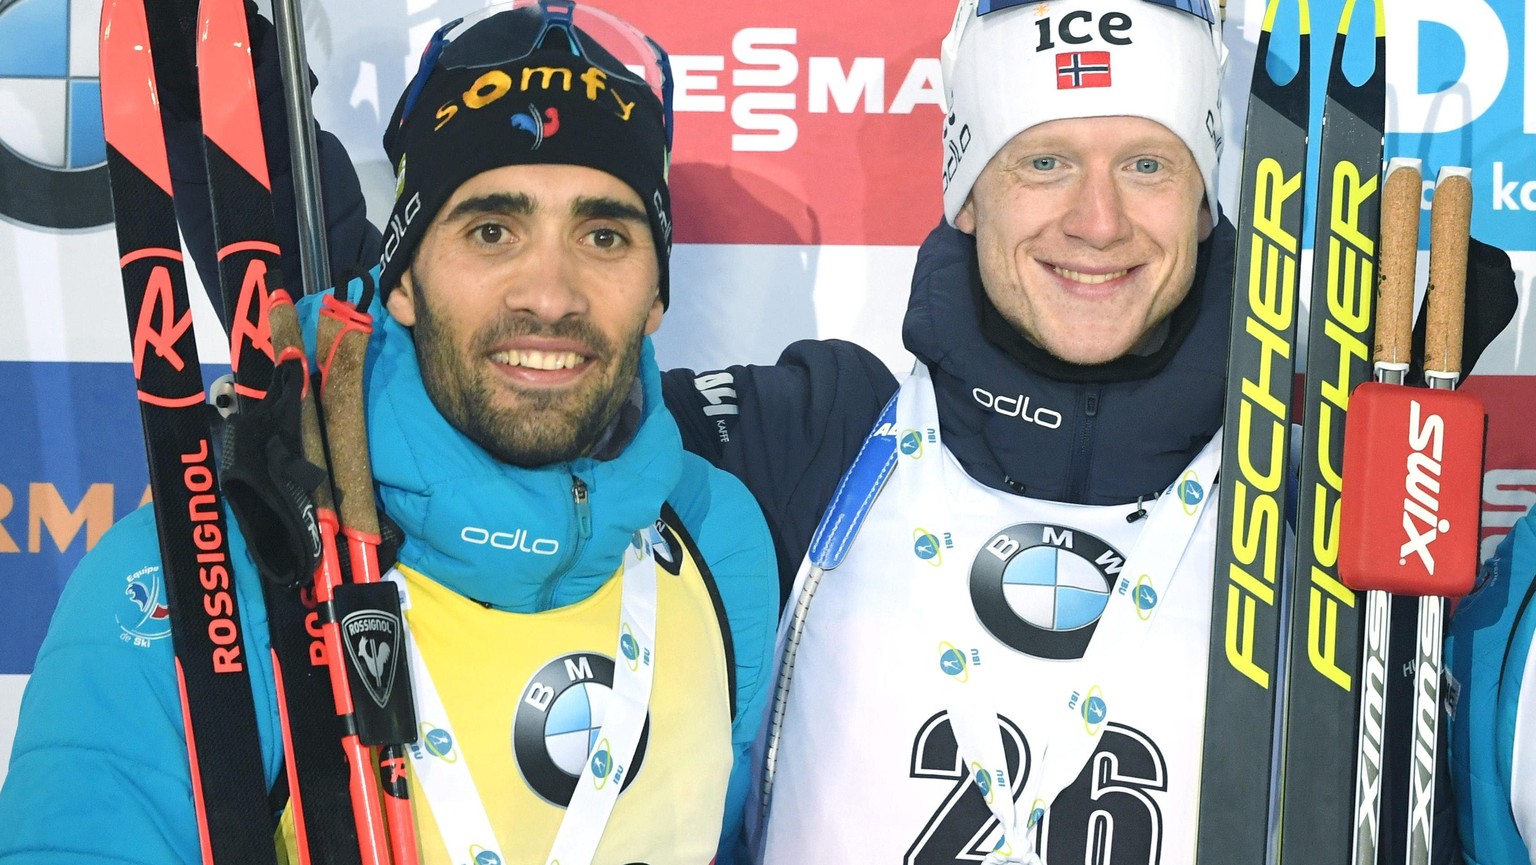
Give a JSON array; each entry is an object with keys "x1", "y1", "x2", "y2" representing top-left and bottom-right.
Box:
[
  {"x1": 461, "y1": 525, "x2": 560, "y2": 556},
  {"x1": 670, "y1": 29, "x2": 943, "y2": 153},
  {"x1": 971, "y1": 387, "x2": 1063, "y2": 429},
  {"x1": 379, "y1": 192, "x2": 423, "y2": 279},
  {"x1": 1353, "y1": 593, "x2": 1390, "y2": 842},
  {"x1": 1407, "y1": 599, "x2": 1444, "y2": 848},
  {"x1": 1400, "y1": 400, "x2": 1449, "y2": 574}
]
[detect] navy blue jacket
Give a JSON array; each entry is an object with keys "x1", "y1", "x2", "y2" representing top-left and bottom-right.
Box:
[{"x1": 662, "y1": 218, "x2": 1231, "y2": 599}]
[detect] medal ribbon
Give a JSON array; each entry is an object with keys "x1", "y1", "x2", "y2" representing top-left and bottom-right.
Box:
[{"x1": 389, "y1": 526, "x2": 662, "y2": 865}]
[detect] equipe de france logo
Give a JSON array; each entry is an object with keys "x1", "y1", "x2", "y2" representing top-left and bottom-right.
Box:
[
  {"x1": 513, "y1": 652, "x2": 650, "y2": 806},
  {"x1": 970, "y1": 523, "x2": 1126, "y2": 660},
  {"x1": 117, "y1": 565, "x2": 171, "y2": 645}
]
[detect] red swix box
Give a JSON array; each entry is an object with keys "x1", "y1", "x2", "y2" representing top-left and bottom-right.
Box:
[{"x1": 1339, "y1": 382, "x2": 1487, "y2": 597}]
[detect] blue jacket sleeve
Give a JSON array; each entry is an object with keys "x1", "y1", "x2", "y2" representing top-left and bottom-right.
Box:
[
  {"x1": 0, "y1": 507, "x2": 283, "y2": 865},
  {"x1": 662, "y1": 339, "x2": 898, "y2": 605},
  {"x1": 1447, "y1": 514, "x2": 1536, "y2": 864},
  {"x1": 668, "y1": 453, "x2": 779, "y2": 865}
]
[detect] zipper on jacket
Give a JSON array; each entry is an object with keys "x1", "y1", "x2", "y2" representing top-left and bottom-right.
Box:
[
  {"x1": 1067, "y1": 387, "x2": 1101, "y2": 501},
  {"x1": 536, "y1": 472, "x2": 595, "y2": 611}
]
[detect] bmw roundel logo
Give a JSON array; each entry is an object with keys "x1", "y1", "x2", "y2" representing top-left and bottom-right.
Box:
[
  {"x1": 513, "y1": 652, "x2": 649, "y2": 806},
  {"x1": 970, "y1": 523, "x2": 1125, "y2": 660},
  {"x1": 0, "y1": 0, "x2": 114, "y2": 228}
]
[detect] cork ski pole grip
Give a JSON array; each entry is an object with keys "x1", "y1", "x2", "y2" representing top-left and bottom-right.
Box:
[
  {"x1": 1374, "y1": 157, "x2": 1422, "y2": 372},
  {"x1": 269, "y1": 293, "x2": 336, "y2": 513},
  {"x1": 1424, "y1": 167, "x2": 1472, "y2": 384},
  {"x1": 316, "y1": 299, "x2": 381, "y2": 538}
]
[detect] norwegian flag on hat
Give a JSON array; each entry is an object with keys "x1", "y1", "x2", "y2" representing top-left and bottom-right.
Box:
[{"x1": 1056, "y1": 51, "x2": 1112, "y2": 89}]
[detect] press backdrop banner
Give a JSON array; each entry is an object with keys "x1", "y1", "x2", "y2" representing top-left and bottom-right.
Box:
[{"x1": 1, "y1": 0, "x2": 1533, "y2": 774}]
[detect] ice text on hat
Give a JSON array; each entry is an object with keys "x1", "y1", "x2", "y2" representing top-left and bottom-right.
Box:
[
  {"x1": 432, "y1": 65, "x2": 639, "y2": 134},
  {"x1": 1032, "y1": 9, "x2": 1135, "y2": 50}
]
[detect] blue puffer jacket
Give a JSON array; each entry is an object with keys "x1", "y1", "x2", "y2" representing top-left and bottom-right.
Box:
[
  {"x1": 1447, "y1": 511, "x2": 1536, "y2": 864},
  {"x1": 0, "y1": 288, "x2": 778, "y2": 864}
]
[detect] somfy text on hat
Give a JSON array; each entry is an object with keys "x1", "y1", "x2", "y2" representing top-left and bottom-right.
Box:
[{"x1": 379, "y1": 0, "x2": 674, "y2": 305}]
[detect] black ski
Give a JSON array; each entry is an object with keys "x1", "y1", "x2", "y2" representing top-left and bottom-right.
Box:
[
  {"x1": 98, "y1": 0, "x2": 278, "y2": 861},
  {"x1": 1197, "y1": 0, "x2": 1310, "y2": 861},
  {"x1": 193, "y1": 1, "x2": 368, "y2": 862},
  {"x1": 1276, "y1": 1, "x2": 1386, "y2": 861}
]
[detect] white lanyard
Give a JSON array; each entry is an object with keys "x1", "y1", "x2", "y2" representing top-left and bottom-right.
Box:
[
  {"x1": 390, "y1": 526, "x2": 662, "y2": 865},
  {"x1": 897, "y1": 366, "x2": 1220, "y2": 862}
]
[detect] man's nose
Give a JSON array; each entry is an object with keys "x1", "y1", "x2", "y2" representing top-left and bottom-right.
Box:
[
  {"x1": 1061, "y1": 169, "x2": 1132, "y2": 248},
  {"x1": 505, "y1": 236, "x2": 590, "y2": 322}
]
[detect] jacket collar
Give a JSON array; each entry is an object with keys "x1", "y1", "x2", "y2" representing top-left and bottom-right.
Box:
[
  {"x1": 362, "y1": 311, "x2": 682, "y2": 609},
  {"x1": 901, "y1": 218, "x2": 1233, "y2": 504}
]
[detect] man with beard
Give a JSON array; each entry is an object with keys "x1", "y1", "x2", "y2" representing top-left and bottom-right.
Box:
[{"x1": 0, "y1": 5, "x2": 777, "y2": 865}]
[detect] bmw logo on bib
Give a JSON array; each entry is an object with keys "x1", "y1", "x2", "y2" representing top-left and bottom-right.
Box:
[
  {"x1": 969, "y1": 523, "x2": 1125, "y2": 660},
  {"x1": 513, "y1": 652, "x2": 650, "y2": 805}
]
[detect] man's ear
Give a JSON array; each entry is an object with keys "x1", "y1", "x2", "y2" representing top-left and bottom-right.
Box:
[
  {"x1": 1197, "y1": 199, "x2": 1214, "y2": 241},
  {"x1": 643, "y1": 294, "x2": 664, "y2": 337},
  {"x1": 955, "y1": 196, "x2": 978, "y2": 235},
  {"x1": 386, "y1": 271, "x2": 417, "y2": 327}
]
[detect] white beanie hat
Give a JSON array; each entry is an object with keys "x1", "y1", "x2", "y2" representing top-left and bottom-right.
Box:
[{"x1": 940, "y1": 0, "x2": 1227, "y2": 225}]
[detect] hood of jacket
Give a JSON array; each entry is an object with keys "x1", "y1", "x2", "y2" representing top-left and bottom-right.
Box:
[
  {"x1": 902, "y1": 218, "x2": 1234, "y2": 505},
  {"x1": 348, "y1": 305, "x2": 682, "y2": 611}
]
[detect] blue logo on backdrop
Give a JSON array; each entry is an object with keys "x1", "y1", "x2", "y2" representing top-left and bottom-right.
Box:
[
  {"x1": 0, "y1": 0, "x2": 113, "y2": 228},
  {"x1": 0, "y1": 361, "x2": 169, "y2": 676},
  {"x1": 1256, "y1": 0, "x2": 1536, "y2": 253}
]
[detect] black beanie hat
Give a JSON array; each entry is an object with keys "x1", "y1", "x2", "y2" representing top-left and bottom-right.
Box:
[{"x1": 378, "y1": 6, "x2": 672, "y2": 305}]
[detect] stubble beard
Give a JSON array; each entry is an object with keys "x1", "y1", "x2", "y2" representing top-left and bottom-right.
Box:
[{"x1": 410, "y1": 279, "x2": 646, "y2": 468}]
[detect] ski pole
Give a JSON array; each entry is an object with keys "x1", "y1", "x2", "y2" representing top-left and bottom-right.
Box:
[
  {"x1": 269, "y1": 0, "x2": 330, "y2": 297},
  {"x1": 314, "y1": 276, "x2": 420, "y2": 865},
  {"x1": 268, "y1": 294, "x2": 398, "y2": 865},
  {"x1": 1339, "y1": 164, "x2": 1484, "y2": 865}
]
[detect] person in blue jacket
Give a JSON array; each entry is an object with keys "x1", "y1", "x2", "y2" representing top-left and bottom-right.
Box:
[
  {"x1": 1447, "y1": 512, "x2": 1536, "y2": 863},
  {"x1": 0, "y1": 4, "x2": 777, "y2": 864}
]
